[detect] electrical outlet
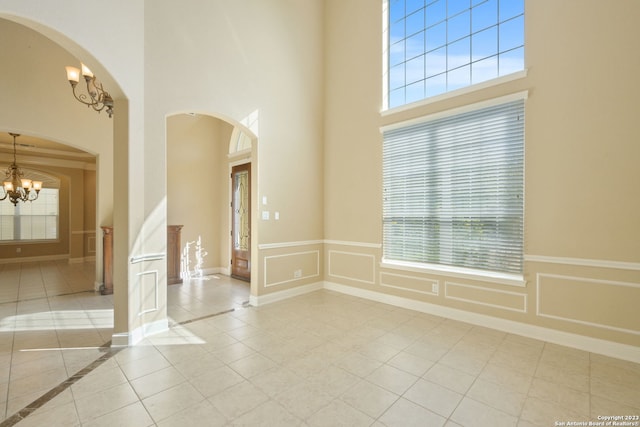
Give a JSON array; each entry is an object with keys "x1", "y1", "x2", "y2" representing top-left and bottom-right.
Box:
[
  {"x1": 16, "y1": 247, "x2": 21, "y2": 253},
  {"x1": 431, "y1": 283, "x2": 439, "y2": 294},
  {"x1": 294, "y1": 269, "x2": 302, "y2": 279}
]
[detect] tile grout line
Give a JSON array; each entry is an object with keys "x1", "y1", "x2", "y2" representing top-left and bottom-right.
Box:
[
  {"x1": 1, "y1": 264, "x2": 21, "y2": 422},
  {"x1": 0, "y1": 290, "x2": 96, "y2": 307},
  {"x1": 0, "y1": 341, "x2": 121, "y2": 427},
  {"x1": 0, "y1": 305, "x2": 240, "y2": 426},
  {"x1": 435, "y1": 325, "x2": 499, "y2": 425}
]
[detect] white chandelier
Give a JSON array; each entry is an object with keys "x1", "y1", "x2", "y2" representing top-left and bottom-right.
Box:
[
  {"x1": 0, "y1": 133, "x2": 42, "y2": 205},
  {"x1": 65, "y1": 63, "x2": 114, "y2": 118}
]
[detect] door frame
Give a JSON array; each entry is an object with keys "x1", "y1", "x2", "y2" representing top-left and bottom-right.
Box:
[
  {"x1": 227, "y1": 126, "x2": 258, "y2": 305},
  {"x1": 230, "y1": 161, "x2": 251, "y2": 281}
]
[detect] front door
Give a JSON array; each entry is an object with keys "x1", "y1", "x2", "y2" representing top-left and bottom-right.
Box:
[{"x1": 231, "y1": 163, "x2": 251, "y2": 281}]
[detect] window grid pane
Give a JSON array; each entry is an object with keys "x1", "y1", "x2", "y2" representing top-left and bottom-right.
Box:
[
  {"x1": 383, "y1": 99, "x2": 524, "y2": 274},
  {"x1": 388, "y1": 0, "x2": 524, "y2": 108}
]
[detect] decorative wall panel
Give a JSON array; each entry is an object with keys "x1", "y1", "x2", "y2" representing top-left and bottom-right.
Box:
[
  {"x1": 445, "y1": 281, "x2": 527, "y2": 313},
  {"x1": 537, "y1": 273, "x2": 640, "y2": 335}
]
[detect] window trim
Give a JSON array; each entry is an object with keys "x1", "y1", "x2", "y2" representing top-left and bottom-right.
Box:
[
  {"x1": 381, "y1": 258, "x2": 526, "y2": 287},
  {"x1": 382, "y1": 69, "x2": 527, "y2": 116},
  {"x1": 381, "y1": 90, "x2": 528, "y2": 132}
]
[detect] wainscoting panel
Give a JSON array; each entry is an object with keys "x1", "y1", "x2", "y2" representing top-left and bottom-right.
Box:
[
  {"x1": 328, "y1": 250, "x2": 376, "y2": 284},
  {"x1": 264, "y1": 250, "x2": 320, "y2": 288},
  {"x1": 445, "y1": 281, "x2": 527, "y2": 313},
  {"x1": 537, "y1": 273, "x2": 640, "y2": 335},
  {"x1": 138, "y1": 270, "x2": 159, "y2": 315},
  {"x1": 88, "y1": 235, "x2": 96, "y2": 254},
  {"x1": 380, "y1": 271, "x2": 439, "y2": 296}
]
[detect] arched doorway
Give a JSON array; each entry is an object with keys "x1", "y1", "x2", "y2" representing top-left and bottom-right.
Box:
[
  {"x1": 0, "y1": 14, "x2": 152, "y2": 349},
  {"x1": 165, "y1": 113, "x2": 257, "y2": 322}
]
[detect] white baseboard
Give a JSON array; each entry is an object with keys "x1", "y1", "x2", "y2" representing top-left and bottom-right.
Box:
[
  {"x1": 112, "y1": 319, "x2": 169, "y2": 347},
  {"x1": 324, "y1": 281, "x2": 640, "y2": 364},
  {"x1": 111, "y1": 332, "x2": 129, "y2": 347},
  {"x1": 182, "y1": 267, "x2": 230, "y2": 279},
  {"x1": 0, "y1": 254, "x2": 69, "y2": 264},
  {"x1": 208, "y1": 267, "x2": 230, "y2": 276},
  {"x1": 250, "y1": 281, "x2": 324, "y2": 307},
  {"x1": 69, "y1": 256, "x2": 96, "y2": 264}
]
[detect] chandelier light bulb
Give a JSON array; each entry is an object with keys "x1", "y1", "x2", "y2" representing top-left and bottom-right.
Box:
[
  {"x1": 81, "y1": 63, "x2": 94, "y2": 78},
  {"x1": 65, "y1": 66, "x2": 80, "y2": 85}
]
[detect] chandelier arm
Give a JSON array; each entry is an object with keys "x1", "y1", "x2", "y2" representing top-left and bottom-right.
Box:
[
  {"x1": 66, "y1": 64, "x2": 113, "y2": 118},
  {"x1": 92, "y1": 80, "x2": 113, "y2": 113},
  {"x1": 91, "y1": 101, "x2": 106, "y2": 113},
  {"x1": 2, "y1": 133, "x2": 43, "y2": 205},
  {"x1": 72, "y1": 81, "x2": 110, "y2": 114},
  {"x1": 71, "y1": 85, "x2": 97, "y2": 107}
]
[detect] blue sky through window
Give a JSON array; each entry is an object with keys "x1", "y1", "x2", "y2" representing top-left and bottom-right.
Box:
[{"x1": 388, "y1": 0, "x2": 524, "y2": 108}]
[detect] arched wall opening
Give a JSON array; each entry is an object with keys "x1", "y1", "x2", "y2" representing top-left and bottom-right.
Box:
[
  {"x1": 166, "y1": 112, "x2": 259, "y2": 304},
  {"x1": 0, "y1": 16, "x2": 117, "y2": 284},
  {"x1": 0, "y1": 12, "x2": 137, "y2": 344}
]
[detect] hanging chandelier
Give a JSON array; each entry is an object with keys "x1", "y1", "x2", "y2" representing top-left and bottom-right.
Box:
[
  {"x1": 0, "y1": 133, "x2": 43, "y2": 206},
  {"x1": 65, "y1": 63, "x2": 114, "y2": 118}
]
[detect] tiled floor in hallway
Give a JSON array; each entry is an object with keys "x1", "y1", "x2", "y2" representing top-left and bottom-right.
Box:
[
  {"x1": 0, "y1": 261, "x2": 639, "y2": 426},
  {"x1": 0, "y1": 261, "x2": 250, "y2": 426}
]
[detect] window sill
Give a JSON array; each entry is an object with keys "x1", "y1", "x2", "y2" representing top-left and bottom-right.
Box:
[
  {"x1": 380, "y1": 259, "x2": 526, "y2": 288},
  {"x1": 381, "y1": 69, "x2": 529, "y2": 117}
]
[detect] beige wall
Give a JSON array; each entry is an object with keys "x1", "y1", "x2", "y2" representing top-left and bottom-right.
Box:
[
  {"x1": 145, "y1": 0, "x2": 325, "y2": 299},
  {"x1": 323, "y1": 0, "x2": 640, "y2": 348},
  {"x1": 145, "y1": 0, "x2": 325, "y2": 240}
]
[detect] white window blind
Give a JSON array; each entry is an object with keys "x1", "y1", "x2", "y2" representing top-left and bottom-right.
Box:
[
  {"x1": 0, "y1": 188, "x2": 59, "y2": 241},
  {"x1": 383, "y1": 99, "x2": 524, "y2": 274}
]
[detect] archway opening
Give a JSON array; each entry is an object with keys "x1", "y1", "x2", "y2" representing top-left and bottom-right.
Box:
[{"x1": 166, "y1": 113, "x2": 258, "y2": 322}]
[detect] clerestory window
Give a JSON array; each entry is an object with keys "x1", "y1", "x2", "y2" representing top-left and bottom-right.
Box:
[{"x1": 386, "y1": 0, "x2": 525, "y2": 108}]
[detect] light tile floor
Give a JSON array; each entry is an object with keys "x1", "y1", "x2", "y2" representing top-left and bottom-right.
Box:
[{"x1": 1, "y1": 261, "x2": 639, "y2": 426}]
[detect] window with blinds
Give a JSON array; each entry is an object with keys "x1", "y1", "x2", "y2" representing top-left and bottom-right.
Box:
[
  {"x1": 0, "y1": 188, "x2": 59, "y2": 241},
  {"x1": 382, "y1": 98, "x2": 524, "y2": 275}
]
